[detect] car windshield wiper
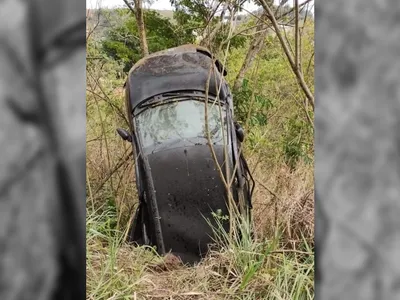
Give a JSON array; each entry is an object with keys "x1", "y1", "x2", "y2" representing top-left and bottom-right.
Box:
[
  {"x1": 138, "y1": 98, "x2": 223, "y2": 112},
  {"x1": 138, "y1": 91, "x2": 220, "y2": 108}
]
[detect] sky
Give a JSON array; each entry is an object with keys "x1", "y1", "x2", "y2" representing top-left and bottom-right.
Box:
[
  {"x1": 86, "y1": 0, "x2": 313, "y2": 12},
  {"x1": 86, "y1": 0, "x2": 257, "y2": 11}
]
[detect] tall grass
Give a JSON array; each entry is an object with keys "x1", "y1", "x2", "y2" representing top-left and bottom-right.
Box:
[{"x1": 86, "y1": 201, "x2": 314, "y2": 299}]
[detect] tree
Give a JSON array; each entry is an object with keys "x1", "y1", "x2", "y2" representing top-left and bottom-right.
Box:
[
  {"x1": 170, "y1": 0, "x2": 247, "y2": 52},
  {"x1": 101, "y1": 8, "x2": 195, "y2": 72},
  {"x1": 258, "y1": 0, "x2": 314, "y2": 110},
  {"x1": 122, "y1": 0, "x2": 149, "y2": 56},
  {"x1": 233, "y1": 12, "x2": 270, "y2": 91},
  {"x1": 234, "y1": 0, "x2": 314, "y2": 95}
]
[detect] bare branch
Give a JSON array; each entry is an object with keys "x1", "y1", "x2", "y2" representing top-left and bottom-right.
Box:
[
  {"x1": 294, "y1": 0, "x2": 300, "y2": 71},
  {"x1": 259, "y1": 0, "x2": 314, "y2": 110},
  {"x1": 122, "y1": 0, "x2": 135, "y2": 14},
  {"x1": 92, "y1": 150, "x2": 134, "y2": 196}
]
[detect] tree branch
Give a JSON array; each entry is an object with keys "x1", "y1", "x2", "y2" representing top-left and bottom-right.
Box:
[
  {"x1": 259, "y1": 0, "x2": 314, "y2": 110},
  {"x1": 122, "y1": 0, "x2": 135, "y2": 14}
]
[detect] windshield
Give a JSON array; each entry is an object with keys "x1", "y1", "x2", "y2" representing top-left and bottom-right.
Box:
[{"x1": 135, "y1": 99, "x2": 227, "y2": 151}]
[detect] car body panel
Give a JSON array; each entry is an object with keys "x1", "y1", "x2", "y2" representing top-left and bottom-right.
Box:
[{"x1": 123, "y1": 45, "x2": 252, "y2": 264}]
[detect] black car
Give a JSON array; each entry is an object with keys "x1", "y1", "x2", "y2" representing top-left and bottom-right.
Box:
[{"x1": 117, "y1": 44, "x2": 254, "y2": 264}]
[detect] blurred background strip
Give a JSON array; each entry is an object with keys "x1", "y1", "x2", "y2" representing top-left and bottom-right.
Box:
[
  {"x1": 315, "y1": 0, "x2": 400, "y2": 299},
  {"x1": 0, "y1": 0, "x2": 86, "y2": 299}
]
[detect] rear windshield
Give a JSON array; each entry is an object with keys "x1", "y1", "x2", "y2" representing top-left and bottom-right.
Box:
[{"x1": 135, "y1": 99, "x2": 227, "y2": 150}]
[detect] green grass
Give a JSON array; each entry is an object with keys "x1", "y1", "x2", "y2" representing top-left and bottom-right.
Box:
[{"x1": 86, "y1": 205, "x2": 314, "y2": 300}]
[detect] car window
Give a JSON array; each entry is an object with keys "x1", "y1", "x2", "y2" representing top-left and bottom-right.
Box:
[{"x1": 136, "y1": 100, "x2": 227, "y2": 149}]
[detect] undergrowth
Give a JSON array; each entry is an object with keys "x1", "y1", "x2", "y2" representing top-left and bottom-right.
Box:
[{"x1": 87, "y1": 202, "x2": 314, "y2": 300}]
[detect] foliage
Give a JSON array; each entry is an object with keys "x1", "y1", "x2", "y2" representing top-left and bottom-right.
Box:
[
  {"x1": 101, "y1": 8, "x2": 196, "y2": 72},
  {"x1": 171, "y1": 0, "x2": 215, "y2": 25},
  {"x1": 282, "y1": 117, "x2": 313, "y2": 170},
  {"x1": 225, "y1": 18, "x2": 314, "y2": 169},
  {"x1": 213, "y1": 22, "x2": 248, "y2": 50},
  {"x1": 171, "y1": 0, "x2": 249, "y2": 51}
]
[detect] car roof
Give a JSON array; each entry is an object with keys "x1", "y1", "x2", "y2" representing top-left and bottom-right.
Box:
[{"x1": 124, "y1": 44, "x2": 229, "y2": 110}]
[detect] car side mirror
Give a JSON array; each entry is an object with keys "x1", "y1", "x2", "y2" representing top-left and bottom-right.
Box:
[
  {"x1": 234, "y1": 122, "x2": 245, "y2": 143},
  {"x1": 117, "y1": 128, "x2": 132, "y2": 142}
]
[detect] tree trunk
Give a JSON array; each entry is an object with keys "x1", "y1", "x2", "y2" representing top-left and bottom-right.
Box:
[
  {"x1": 123, "y1": 0, "x2": 149, "y2": 57},
  {"x1": 233, "y1": 13, "x2": 269, "y2": 91},
  {"x1": 199, "y1": 21, "x2": 224, "y2": 49},
  {"x1": 134, "y1": 0, "x2": 149, "y2": 56}
]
